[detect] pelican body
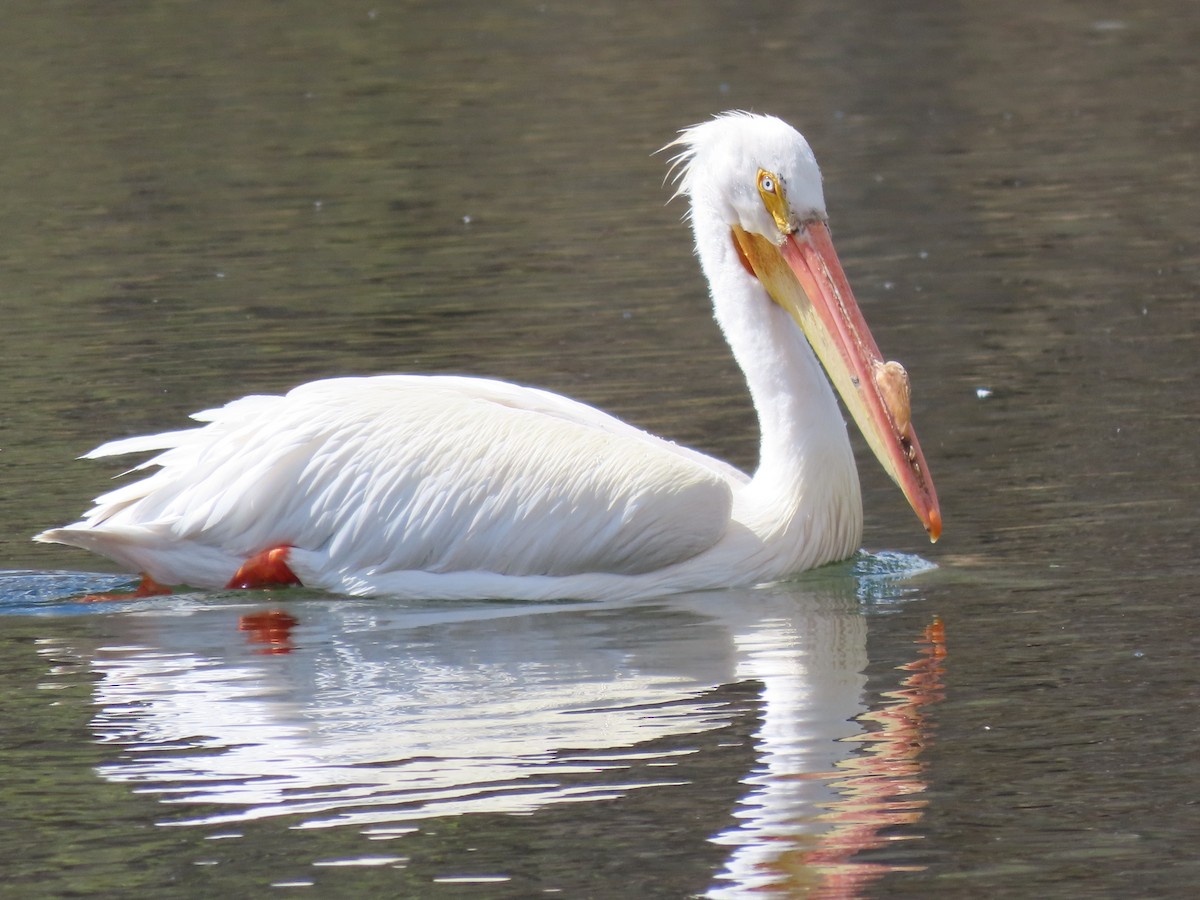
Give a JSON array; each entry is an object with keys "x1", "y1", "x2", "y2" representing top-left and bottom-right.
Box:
[{"x1": 37, "y1": 113, "x2": 940, "y2": 601}]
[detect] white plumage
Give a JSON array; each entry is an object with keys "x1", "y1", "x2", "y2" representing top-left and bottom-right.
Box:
[{"x1": 37, "y1": 113, "x2": 940, "y2": 600}]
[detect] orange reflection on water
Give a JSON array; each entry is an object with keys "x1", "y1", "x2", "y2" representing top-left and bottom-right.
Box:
[
  {"x1": 238, "y1": 608, "x2": 299, "y2": 655},
  {"x1": 775, "y1": 617, "x2": 947, "y2": 898}
]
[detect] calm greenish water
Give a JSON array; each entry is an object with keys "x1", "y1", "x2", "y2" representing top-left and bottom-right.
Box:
[{"x1": 1, "y1": 1, "x2": 1197, "y2": 897}]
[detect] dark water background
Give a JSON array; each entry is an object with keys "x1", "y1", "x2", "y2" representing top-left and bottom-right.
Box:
[{"x1": 0, "y1": 1, "x2": 1196, "y2": 897}]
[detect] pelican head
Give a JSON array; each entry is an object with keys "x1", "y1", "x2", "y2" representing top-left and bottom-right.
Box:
[{"x1": 669, "y1": 112, "x2": 941, "y2": 541}]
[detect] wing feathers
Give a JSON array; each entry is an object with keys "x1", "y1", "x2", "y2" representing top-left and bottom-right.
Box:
[{"x1": 42, "y1": 376, "x2": 735, "y2": 583}]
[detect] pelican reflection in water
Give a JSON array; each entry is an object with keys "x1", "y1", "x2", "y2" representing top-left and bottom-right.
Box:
[{"x1": 35, "y1": 569, "x2": 942, "y2": 894}]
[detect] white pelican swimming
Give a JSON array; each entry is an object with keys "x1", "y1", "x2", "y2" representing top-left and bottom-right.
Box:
[{"x1": 37, "y1": 112, "x2": 940, "y2": 601}]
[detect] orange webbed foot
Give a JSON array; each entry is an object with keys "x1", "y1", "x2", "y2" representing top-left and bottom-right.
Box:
[
  {"x1": 79, "y1": 574, "x2": 174, "y2": 603},
  {"x1": 226, "y1": 546, "x2": 302, "y2": 591}
]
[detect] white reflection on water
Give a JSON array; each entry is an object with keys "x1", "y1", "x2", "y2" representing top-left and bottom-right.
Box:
[{"x1": 28, "y1": 553, "x2": 938, "y2": 894}]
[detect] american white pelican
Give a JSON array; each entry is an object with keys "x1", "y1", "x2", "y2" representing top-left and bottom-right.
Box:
[{"x1": 37, "y1": 112, "x2": 940, "y2": 601}]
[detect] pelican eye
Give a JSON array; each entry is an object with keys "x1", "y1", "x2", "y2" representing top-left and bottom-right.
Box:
[{"x1": 756, "y1": 168, "x2": 794, "y2": 235}]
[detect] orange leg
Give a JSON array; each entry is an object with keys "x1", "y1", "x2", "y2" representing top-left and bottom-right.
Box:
[
  {"x1": 226, "y1": 545, "x2": 302, "y2": 590},
  {"x1": 79, "y1": 573, "x2": 174, "y2": 603}
]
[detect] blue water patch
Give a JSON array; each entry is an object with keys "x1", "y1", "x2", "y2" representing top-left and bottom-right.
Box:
[
  {"x1": 851, "y1": 549, "x2": 937, "y2": 580},
  {"x1": 852, "y1": 549, "x2": 937, "y2": 609},
  {"x1": 787, "y1": 549, "x2": 936, "y2": 611},
  {"x1": 0, "y1": 570, "x2": 141, "y2": 615}
]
